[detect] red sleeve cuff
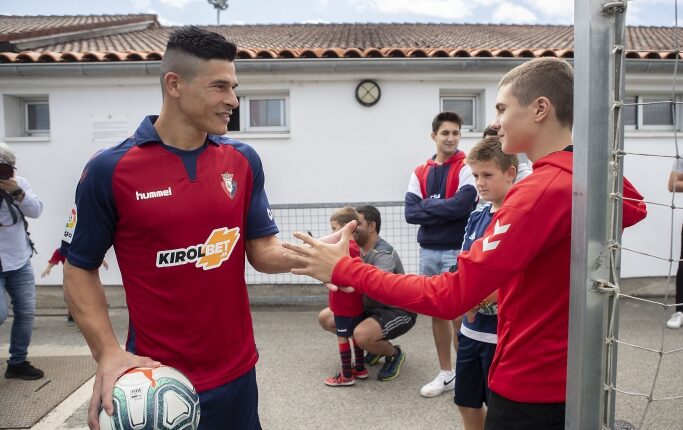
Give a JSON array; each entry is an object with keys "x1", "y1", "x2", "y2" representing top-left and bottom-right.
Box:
[
  {"x1": 331, "y1": 255, "x2": 363, "y2": 292},
  {"x1": 48, "y1": 248, "x2": 66, "y2": 265}
]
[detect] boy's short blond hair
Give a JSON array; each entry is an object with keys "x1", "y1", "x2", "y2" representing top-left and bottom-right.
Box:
[
  {"x1": 467, "y1": 136, "x2": 519, "y2": 173},
  {"x1": 499, "y1": 57, "x2": 574, "y2": 128},
  {"x1": 330, "y1": 206, "x2": 359, "y2": 226}
]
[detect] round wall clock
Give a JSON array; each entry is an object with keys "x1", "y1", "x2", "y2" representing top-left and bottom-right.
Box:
[{"x1": 355, "y1": 80, "x2": 381, "y2": 107}]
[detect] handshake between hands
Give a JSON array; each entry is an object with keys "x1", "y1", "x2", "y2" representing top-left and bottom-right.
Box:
[{"x1": 282, "y1": 220, "x2": 357, "y2": 292}]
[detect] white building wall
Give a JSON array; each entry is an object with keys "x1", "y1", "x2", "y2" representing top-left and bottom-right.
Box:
[
  {"x1": 0, "y1": 66, "x2": 676, "y2": 284},
  {"x1": 621, "y1": 134, "x2": 681, "y2": 278}
]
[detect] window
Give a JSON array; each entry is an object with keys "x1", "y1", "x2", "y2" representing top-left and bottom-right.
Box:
[
  {"x1": 440, "y1": 95, "x2": 478, "y2": 131},
  {"x1": 623, "y1": 95, "x2": 676, "y2": 131},
  {"x1": 623, "y1": 96, "x2": 637, "y2": 128},
  {"x1": 228, "y1": 94, "x2": 289, "y2": 134},
  {"x1": 24, "y1": 100, "x2": 50, "y2": 135},
  {"x1": 3, "y1": 95, "x2": 50, "y2": 139}
]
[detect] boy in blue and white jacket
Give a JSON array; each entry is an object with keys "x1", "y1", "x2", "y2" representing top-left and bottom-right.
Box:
[{"x1": 450, "y1": 136, "x2": 518, "y2": 430}]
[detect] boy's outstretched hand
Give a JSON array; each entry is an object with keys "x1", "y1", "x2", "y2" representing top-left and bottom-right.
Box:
[{"x1": 283, "y1": 220, "x2": 356, "y2": 286}]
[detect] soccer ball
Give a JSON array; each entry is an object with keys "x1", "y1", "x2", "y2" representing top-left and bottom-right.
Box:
[{"x1": 99, "y1": 366, "x2": 200, "y2": 430}]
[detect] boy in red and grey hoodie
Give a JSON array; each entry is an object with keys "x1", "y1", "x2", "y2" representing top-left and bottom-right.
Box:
[
  {"x1": 284, "y1": 58, "x2": 648, "y2": 429},
  {"x1": 405, "y1": 111, "x2": 477, "y2": 398}
]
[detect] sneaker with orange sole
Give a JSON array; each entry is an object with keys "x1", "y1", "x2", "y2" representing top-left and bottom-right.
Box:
[{"x1": 324, "y1": 372, "x2": 355, "y2": 387}]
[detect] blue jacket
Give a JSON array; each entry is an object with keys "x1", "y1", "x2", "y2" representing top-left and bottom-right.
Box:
[
  {"x1": 405, "y1": 151, "x2": 477, "y2": 250},
  {"x1": 457, "y1": 203, "x2": 498, "y2": 342}
]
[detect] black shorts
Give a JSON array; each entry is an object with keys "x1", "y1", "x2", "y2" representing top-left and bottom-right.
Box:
[
  {"x1": 198, "y1": 367, "x2": 261, "y2": 429},
  {"x1": 484, "y1": 391, "x2": 565, "y2": 430},
  {"x1": 365, "y1": 307, "x2": 417, "y2": 340},
  {"x1": 334, "y1": 315, "x2": 363, "y2": 337},
  {"x1": 454, "y1": 333, "x2": 496, "y2": 408}
]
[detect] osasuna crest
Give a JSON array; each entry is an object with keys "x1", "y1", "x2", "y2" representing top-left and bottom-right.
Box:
[{"x1": 220, "y1": 172, "x2": 237, "y2": 199}]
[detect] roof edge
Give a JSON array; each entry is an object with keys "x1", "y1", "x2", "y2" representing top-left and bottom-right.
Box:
[
  {"x1": 1, "y1": 47, "x2": 680, "y2": 62},
  {"x1": 0, "y1": 57, "x2": 677, "y2": 78}
]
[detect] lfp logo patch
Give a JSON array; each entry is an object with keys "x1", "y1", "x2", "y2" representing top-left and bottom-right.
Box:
[
  {"x1": 63, "y1": 207, "x2": 77, "y2": 244},
  {"x1": 156, "y1": 227, "x2": 240, "y2": 270}
]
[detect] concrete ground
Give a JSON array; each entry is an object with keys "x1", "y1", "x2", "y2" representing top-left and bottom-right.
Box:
[{"x1": 0, "y1": 279, "x2": 681, "y2": 429}]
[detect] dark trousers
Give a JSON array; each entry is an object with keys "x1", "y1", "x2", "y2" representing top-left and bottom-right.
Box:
[{"x1": 484, "y1": 391, "x2": 565, "y2": 430}]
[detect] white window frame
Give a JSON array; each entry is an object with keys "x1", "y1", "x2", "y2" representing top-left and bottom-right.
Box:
[
  {"x1": 23, "y1": 99, "x2": 50, "y2": 136},
  {"x1": 3, "y1": 94, "x2": 51, "y2": 140},
  {"x1": 244, "y1": 95, "x2": 288, "y2": 132},
  {"x1": 230, "y1": 94, "x2": 289, "y2": 134},
  {"x1": 440, "y1": 95, "x2": 478, "y2": 132},
  {"x1": 624, "y1": 95, "x2": 677, "y2": 131}
]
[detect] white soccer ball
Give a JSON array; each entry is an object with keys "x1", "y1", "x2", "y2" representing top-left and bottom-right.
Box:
[{"x1": 99, "y1": 366, "x2": 200, "y2": 430}]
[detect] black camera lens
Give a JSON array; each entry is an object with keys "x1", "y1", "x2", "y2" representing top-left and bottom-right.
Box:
[{"x1": 0, "y1": 163, "x2": 14, "y2": 180}]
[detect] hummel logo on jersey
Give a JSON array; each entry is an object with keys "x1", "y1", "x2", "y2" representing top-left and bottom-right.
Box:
[
  {"x1": 136, "y1": 187, "x2": 172, "y2": 201},
  {"x1": 156, "y1": 227, "x2": 240, "y2": 270},
  {"x1": 468, "y1": 231, "x2": 476, "y2": 240},
  {"x1": 482, "y1": 220, "x2": 510, "y2": 252}
]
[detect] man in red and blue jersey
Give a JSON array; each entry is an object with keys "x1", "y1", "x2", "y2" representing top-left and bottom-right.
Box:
[
  {"x1": 63, "y1": 27, "x2": 294, "y2": 430},
  {"x1": 405, "y1": 111, "x2": 477, "y2": 398}
]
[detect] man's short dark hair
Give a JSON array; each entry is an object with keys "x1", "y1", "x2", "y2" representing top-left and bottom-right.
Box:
[
  {"x1": 165, "y1": 26, "x2": 236, "y2": 61},
  {"x1": 432, "y1": 111, "x2": 462, "y2": 133},
  {"x1": 356, "y1": 205, "x2": 381, "y2": 234},
  {"x1": 482, "y1": 126, "x2": 498, "y2": 138},
  {"x1": 159, "y1": 26, "x2": 237, "y2": 92}
]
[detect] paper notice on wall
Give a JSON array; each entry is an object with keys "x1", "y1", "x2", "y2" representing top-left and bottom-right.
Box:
[{"x1": 92, "y1": 114, "x2": 132, "y2": 144}]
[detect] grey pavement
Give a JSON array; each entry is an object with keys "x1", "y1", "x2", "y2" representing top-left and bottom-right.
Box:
[{"x1": 0, "y1": 278, "x2": 682, "y2": 429}]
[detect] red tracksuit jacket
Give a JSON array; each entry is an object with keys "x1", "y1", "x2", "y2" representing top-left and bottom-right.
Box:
[{"x1": 332, "y1": 150, "x2": 647, "y2": 403}]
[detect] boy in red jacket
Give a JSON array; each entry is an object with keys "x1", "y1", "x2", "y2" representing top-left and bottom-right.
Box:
[{"x1": 284, "y1": 57, "x2": 647, "y2": 429}]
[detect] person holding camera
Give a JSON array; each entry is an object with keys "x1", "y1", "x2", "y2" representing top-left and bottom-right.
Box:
[{"x1": 0, "y1": 142, "x2": 44, "y2": 380}]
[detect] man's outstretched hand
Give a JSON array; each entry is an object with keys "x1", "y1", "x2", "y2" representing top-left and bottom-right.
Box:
[{"x1": 283, "y1": 220, "x2": 356, "y2": 285}]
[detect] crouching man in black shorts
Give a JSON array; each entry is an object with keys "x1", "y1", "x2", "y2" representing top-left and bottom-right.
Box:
[{"x1": 318, "y1": 205, "x2": 417, "y2": 381}]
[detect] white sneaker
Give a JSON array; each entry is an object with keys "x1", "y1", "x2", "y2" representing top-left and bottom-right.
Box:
[
  {"x1": 419, "y1": 370, "x2": 455, "y2": 398},
  {"x1": 666, "y1": 311, "x2": 683, "y2": 329}
]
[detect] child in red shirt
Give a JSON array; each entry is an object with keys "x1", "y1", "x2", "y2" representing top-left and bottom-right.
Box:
[{"x1": 324, "y1": 206, "x2": 366, "y2": 386}]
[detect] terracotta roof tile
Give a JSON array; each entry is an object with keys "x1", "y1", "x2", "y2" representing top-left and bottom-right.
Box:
[
  {"x1": 0, "y1": 14, "x2": 158, "y2": 42},
  {"x1": 0, "y1": 15, "x2": 679, "y2": 62}
]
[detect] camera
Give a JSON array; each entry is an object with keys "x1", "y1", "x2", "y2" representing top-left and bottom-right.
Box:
[{"x1": 0, "y1": 163, "x2": 14, "y2": 180}]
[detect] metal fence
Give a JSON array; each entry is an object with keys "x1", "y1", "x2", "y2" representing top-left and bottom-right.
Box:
[{"x1": 245, "y1": 201, "x2": 421, "y2": 284}]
